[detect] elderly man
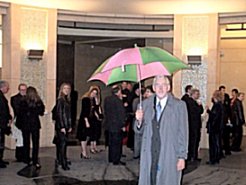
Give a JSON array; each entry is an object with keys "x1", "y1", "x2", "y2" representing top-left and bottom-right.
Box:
[
  {"x1": 11, "y1": 83, "x2": 27, "y2": 162},
  {"x1": 135, "y1": 75, "x2": 188, "y2": 185},
  {"x1": 0, "y1": 80, "x2": 12, "y2": 168}
]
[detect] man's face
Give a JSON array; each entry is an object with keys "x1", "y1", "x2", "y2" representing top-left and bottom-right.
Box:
[
  {"x1": 19, "y1": 85, "x2": 27, "y2": 96},
  {"x1": 232, "y1": 91, "x2": 237, "y2": 98},
  {"x1": 192, "y1": 91, "x2": 200, "y2": 100},
  {"x1": 1, "y1": 83, "x2": 9, "y2": 94},
  {"x1": 121, "y1": 82, "x2": 127, "y2": 90},
  {"x1": 238, "y1": 94, "x2": 245, "y2": 101},
  {"x1": 220, "y1": 88, "x2": 226, "y2": 95},
  {"x1": 153, "y1": 77, "x2": 170, "y2": 99}
]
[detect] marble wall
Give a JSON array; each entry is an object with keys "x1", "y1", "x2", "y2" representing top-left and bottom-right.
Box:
[
  {"x1": 2, "y1": 4, "x2": 57, "y2": 149},
  {"x1": 173, "y1": 14, "x2": 219, "y2": 148},
  {"x1": 20, "y1": 7, "x2": 48, "y2": 101}
]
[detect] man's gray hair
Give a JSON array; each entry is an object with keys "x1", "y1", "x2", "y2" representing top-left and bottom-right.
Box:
[
  {"x1": 153, "y1": 75, "x2": 170, "y2": 86},
  {"x1": 0, "y1": 80, "x2": 8, "y2": 89}
]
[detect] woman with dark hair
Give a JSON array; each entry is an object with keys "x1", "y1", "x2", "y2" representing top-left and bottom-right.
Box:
[
  {"x1": 19, "y1": 86, "x2": 45, "y2": 168},
  {"x1": 77, "y1": 86, "x2": 100, "y2": 159},
  {"x1": 206, "y1": 90, "x2": 224, "y2": 165},
  {"x1": 55, "y1": 83, "x2": 72, "y2": 170}
]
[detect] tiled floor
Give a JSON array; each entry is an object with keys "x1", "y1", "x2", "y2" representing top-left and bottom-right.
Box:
[{"x1": 1, "y1": 142, "x2": 246, "y2": 185}]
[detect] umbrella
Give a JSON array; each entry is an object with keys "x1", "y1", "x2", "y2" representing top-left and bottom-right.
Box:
[
  {"x1": 89, "y1": 61, "x2": 184, "y2": 85},
  {"x1": 100, "y1": 46, "x2": 185, "y2": 72},
  {"x1": 88, "y1": 46, "x2": 189, "y2": 107}
]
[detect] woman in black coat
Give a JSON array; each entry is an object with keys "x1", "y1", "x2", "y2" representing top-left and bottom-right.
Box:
[
  {"x1": 206, "y1": 90, "x2": 224, "y2": 165},
  {"x1": 77, "y1": 86, "x2": 100, "y2": 159},
  {"x1": 19, "y1": 86, "x2": 45, "y2": 168},
  {"x1": 55, "y1": 83, "x2": 72, "y2": 170}
]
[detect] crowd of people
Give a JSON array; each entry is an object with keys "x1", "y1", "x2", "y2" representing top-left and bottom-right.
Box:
[
  {"x1": 182, "y1": 85, "x2": 245, "y2": 165},
  {"x1": 0, "y1": 81, "x2": 45, "y2": 169},
  {"x1": 0, "y1": 78, "x2": 245, "y2": 185}
]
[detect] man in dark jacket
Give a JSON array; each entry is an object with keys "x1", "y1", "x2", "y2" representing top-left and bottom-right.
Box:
[
  {"x1": 181, "y1": 85, "x2": 193, "y2": 126},
  {"x1": 0, "y1": 80, "x2": 12, "y2": 168},
  {"x1": 104, "y1": 85, "x2": 126, "y2": 165},
  {"x1": 187, "y1": 88, "x2": 204, "y2": 161},
  {"x1": 10, "y1": 83, "x2": 27, "y2": 162},
  {"x1": 219, "y1": 85, "x2": 232, "y2": 155}
]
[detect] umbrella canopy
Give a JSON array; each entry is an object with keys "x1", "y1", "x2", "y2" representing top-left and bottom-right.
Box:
[
  {"x1": 101, "y1": 46, "x2": 186, "y2": 72},
  {"x1": 89, "y1": 61, "x2": 188, "y2": 86},
  {"x1": 88, "y1": 46, "x2": 189, "y2": 108}
]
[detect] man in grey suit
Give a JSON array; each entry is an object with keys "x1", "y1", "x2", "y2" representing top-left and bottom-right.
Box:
[{"x1": 135, "y1": 75, "x2": 188, "y2": 185}]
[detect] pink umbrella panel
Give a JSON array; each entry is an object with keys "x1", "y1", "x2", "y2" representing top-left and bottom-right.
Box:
[{"x1": 100, "y1": 46, "x2": 186, "y2": 72}]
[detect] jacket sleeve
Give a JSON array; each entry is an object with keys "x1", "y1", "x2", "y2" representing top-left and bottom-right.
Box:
[
  {"x1": 37, "y1": 100, "x2": 45, "y2": 116},
  {"x1": 177, "y1": 101, "x2": 189, "y2": 159},
  {"x1": 237, "y1": 101, "x2": 245, "y2": 124},
  {"x1": 57, "y1": 99, "x2": 65, "y2": 129}
]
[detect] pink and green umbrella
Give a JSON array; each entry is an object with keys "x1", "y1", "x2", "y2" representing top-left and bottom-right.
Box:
[
  {"x1": 89, "y1": 60, "x2": 187, "y2": 86},
  {"x1": 88, "y1": 46, "x2": 188, "y2": 85},
  {"x1": 100, "y1": 46, "x2": 186, "y2": 72},
  {"x1": 88, "y1": 46, "x2": 188, "y2": 107}
]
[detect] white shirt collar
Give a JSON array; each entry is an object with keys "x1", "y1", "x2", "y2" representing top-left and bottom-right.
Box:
[{"x1": 156, "y1": 95, "x2": 168, "y2": 111}]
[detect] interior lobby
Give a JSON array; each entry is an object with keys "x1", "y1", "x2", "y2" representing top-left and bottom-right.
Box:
[{"x1": 0, "y1": 0, "x2": 246, "y2": 184}]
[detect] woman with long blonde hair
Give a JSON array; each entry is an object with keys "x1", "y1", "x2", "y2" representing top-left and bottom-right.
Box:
[
  {"x1": 206, "y1": 90, "x2": 224, "y2": 165},
  {"x1": 54, "y1": 83, "x2": 72, "y2": 170}
]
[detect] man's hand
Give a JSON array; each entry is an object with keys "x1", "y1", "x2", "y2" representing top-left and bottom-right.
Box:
[
  {"x1": 135, "y1": 109, "x2": 144, "y2": 126},
  {"x1": 121, "y1": 127, "x2": 126, "y2": 132},
  {"x1": 85, "y1": 120, "x2": 90, "y2": 128},
  {"x1": 68, "y1": 128, "x2": 72, "y2": 133},
  {"x1": 177, "y1": 159, "x2": 185, "y2": 171},
  {"x1": 61, "y1": 128, "x2": 66, "y2": 134}
]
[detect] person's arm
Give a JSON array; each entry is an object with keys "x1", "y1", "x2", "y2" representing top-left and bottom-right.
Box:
[
  {"x1": 134, "y1": 102, "x2": 145, "y2": 134},
  {"x1": 57, "y1": 99, "x2": 65, "y2": 130},
  {"x1": 177, "y1": 101, "x2": 188, "y2": 170},
  {"x1": 10, "y1": 97, "x2": 17, "y2": 116},
  {"x1": 237, "y1": 101, "x2": 245, "y2": 124},
  {"x1": 37, "y1": 100, "x2": 45, "y2": 116}
]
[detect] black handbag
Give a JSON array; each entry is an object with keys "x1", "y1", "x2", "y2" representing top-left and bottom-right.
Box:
[{"x1": 4, "y1": 126, "x2": 11, "y2": 136}]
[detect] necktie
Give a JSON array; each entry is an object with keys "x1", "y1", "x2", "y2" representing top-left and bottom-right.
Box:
[{"x1": 156, "y1": 101, "x2": 162, "y2": 121}]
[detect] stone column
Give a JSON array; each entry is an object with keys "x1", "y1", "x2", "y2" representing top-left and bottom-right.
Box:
[
  {"x1": 173, "y1": 14, "x2": 219, "y2": 148},
  {"x1": 2, "y1": 4, "x2": 57, "y2": 148}
]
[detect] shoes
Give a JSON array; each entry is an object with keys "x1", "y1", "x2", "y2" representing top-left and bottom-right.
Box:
[
  {"x1": 225, "y1": 151, "x2": 232, "y2": 155},
  {"x1": 15, "y1": 159, "x2": 23, "y2": 162},
  {"x1": 62, "y1": 165, "x2": 70, "y2": 171},
  {"x1": 121, "y1": 154, "x2": 126, "y2": 157},
  {"x1": 195, "y1": 158, "x2": 202, "y2": 162},
  {"x1": 90, "y1": 149, "x2": 97, "y2": 154},
  {"x1": 94, "y1": 149, "x2": 103, "y2": 153},
  {"x1": 206, "y1": 161, "x2": 219, "y2": 165},
  {"x1": 80, "y1": 153, "x2": 91, "y2": 159},
  {"x1": 0, "y1": 160, "x2": 9, "y2": 165},
  {"x1": 206, "y1": 161, "x2": 215, "y2": 165},
  {"x1": 113, "y1": 161, "x2": 126, "y2": 166},
  {"x1": 0, "y1": 163, "x2": 7, "y2": 168},
  {"x1": 34, "y1": 163, "x2": 41, "y2": 169},
  {"x1": 55, "y1": 159, "x2": 61, "y2": 167},
  {"x1": 25, "y1": 161, "x2": 32, "y2": 166},
  {"x1": 231, "y1": 148, "x2": 242, "y2": 152}
]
